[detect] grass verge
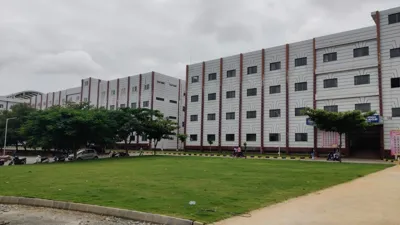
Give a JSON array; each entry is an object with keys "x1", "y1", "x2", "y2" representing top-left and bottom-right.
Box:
[{"x1": 0, "y1": 156, "x2": 391, "y2": 223}]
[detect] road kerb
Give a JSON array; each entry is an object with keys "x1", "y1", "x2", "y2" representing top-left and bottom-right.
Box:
[{"x1": 0, "y1": 196, "x2": 199, "y2": 225}]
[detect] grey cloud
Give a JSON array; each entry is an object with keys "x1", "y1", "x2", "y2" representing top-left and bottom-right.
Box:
[{"x1": 0, "y1": 0, "x2": 398, "y2": 94}]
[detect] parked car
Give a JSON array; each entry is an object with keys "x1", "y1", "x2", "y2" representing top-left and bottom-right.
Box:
[{"x1": 68, "y1": 149, "x2": 99, "y2": 161}]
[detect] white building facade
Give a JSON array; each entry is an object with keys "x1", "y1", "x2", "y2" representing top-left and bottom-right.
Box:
[
  {"x1": 28, "y1": 72, "x2": 185, "y2": 150},
  {"x1": 185, "y1": 7, "x2": 400, "y2": 158}
]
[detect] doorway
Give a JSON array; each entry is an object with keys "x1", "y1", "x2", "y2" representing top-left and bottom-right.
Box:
[{"x1": 348, "y1": 125, "x2": 382, "y2": 159}]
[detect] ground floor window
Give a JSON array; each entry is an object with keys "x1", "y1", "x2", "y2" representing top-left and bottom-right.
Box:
[
  {"x1": 295, "y1": 133, "x2": 308, "y2": 142},
  {"x1": 246, "y1": 134, "x2": 257, "y2": 142}
]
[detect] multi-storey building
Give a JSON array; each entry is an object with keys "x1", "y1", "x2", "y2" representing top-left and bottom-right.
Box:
[
  {"x1": 0, "y1": 91, "x2": 42, "y2": 111},
  {"x1": 28, "y1": 72, "x2": 185, "y2": 150},
  {"x1": 185, "y1": 6, "x2": 400, "y2": 158}
]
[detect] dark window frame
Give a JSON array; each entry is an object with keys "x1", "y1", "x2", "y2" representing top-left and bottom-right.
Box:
[
  {"x1": 246, "y1": 110, "x2": 257, "y2": 119},
  {"x1": 207, "y1": 113, "x2": 216, "y2": 121},
  {"x1": 226, "y1": 134, "x2": 235, "y2": 141},
  {"x1": 354, "y1": 75, "x2": 370, "y2": 85},
  {"x1": 269, "y1": 85, "x2": 281, "y2": 94},
  {"x1": 324, "y1": 105, "x2": 338, "y2": 112},
  {"x1": 226, "y1": 112, "x2": 235, "y2": 120},
  {"x1": 295, "y1": 107, "x2": 306, "y2": 116},
  {"x1": 247, "y1": 88, "x2": 257, "y2": 97},
  {"x1": 295, "y1": 133, "x2": 308, "y2": 142},
  {"x1": 392, "y1": 108, "x2": 400, "y2": 117},
  {"x1": 353, "y1": 47, "x2": 369, "y2": 57},
  {"x1": 295, "y1": 82, "x2": 308, "y2": 91},
  {"x1": 208, "y1": 93, "x2": 217, "y2": 101},
  {"x1": 208, "y1": 73, "x2": 217, "y2": 81},
  {"x1": 390, "y1": 48, "x2": 400, "y2": 58},
  {"x1": 247, "y1": 66, "x2": 258, "y2": 74},
  {"x1": 323, "y1": 52, "x2": 337, "y2": 62},
  {"x1": 246, "y1": 133, "x2": 257, "y2": 142},
  {"x1": 269, "y1": 133, "x2": 280, "y2": 142},
  {"x1": 156, "y1": 97, "x2": 164, "y2": 101},
  {"x1": 295, "y1": 57, "x2": 307, "y2": 67},
  {"x1": 190, "y1": 134, "x2": 198, "y2": 141},
  {"x1": 190, "y1": 115, "x2": 198, "y2": 122},
  {"x1": 388, "y1": 12, "x2": 400, "y2": 24},
  {"x1": 270, "y1": 62, "x2": 281, "y2": 71},
  {"x1": 207, "y1": 134, "x2": 216, "y2": 142},
  {"x1": 191, "y1": 76, "x2": 199, "y2": 83},
  {"x1": 269, "y1": 109, "x2": 281, "y2": 118},
  {"x1": 191, "y1": 95, "x2": 199, "y2": 102},
  {"x1": 391, "y1": 77, "x2": 400, "y2": 88},
  {"x1": 323, "y1": 78, "x2": 338, "y2": 88},
  {"x1": 226, "y1": 90, "x2": 236, "y2": 99},
  {"x1": 227, "y1": 70, "x2": 236, "y2": 78},
  {"x1": 355, "y1": 103, "x2": 371, "y2": 113}
]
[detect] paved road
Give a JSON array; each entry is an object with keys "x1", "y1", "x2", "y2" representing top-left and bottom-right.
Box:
[
  {"x1": 0, "y1": 204, "x2": 158, "y2": 225},
  {"x1": 215, "y1": 165, "x2": 400, "y2": 225}
]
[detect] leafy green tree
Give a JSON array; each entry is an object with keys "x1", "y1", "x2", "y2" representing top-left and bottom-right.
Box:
[
  {"x1": 303, "y1": 108, "x2": 375, "y2": 152},
  {"x1": 176, "y1": 133, "x2": 187, "y2": 151}
]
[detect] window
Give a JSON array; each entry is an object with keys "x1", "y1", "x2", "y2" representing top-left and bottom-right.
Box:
[
  {"x1": 295, "y1": 57, "x2": 307, "y2": 67},
  {"x1": 269, "y1": 109, "x2": 281, "y2": 118},
  {"x1": 323, "y1": 52, "x2": 337, "y2": 62},
  {"x1": 270, "y1": 62, "x2": 281, "y2": 71},
  {"x1": 226, "y1": 91, "x2": 236, "y2": 99},
  {"x1": 120, "y1": 104, "x2": 126, "y2": 108},
  {"x1": 227, "y1": 70, "x2": 236, "y2": 78},
  {"x1": 295, "y1": 133, "x2": 308, "y2": 142},
  {"x1": 111, "y1": 90, "x2": 116, "y2": 95},
  {"x1": 323, "y1": 78, "x2": 338, "y2": 88},
  {"x1": 169, "y1": 83, "x2": 177, "y2": 87},
  {"x1": 183, "y1": 106, "x2": 186, "y2": 112},
  {"x1": 169, "y1": 100, "x2": 177, "y2": 104},
  {"x1": 168, "y1": 116, "x2": 177, "y2": 120},
  {"x1": 157, "y1": 80, "x2": 165, "y2": 85},
  {"x1": 132, "y1": 86, "x2": 137, "y2": 92},
  {"x1": 354, "y1": 75, "x2": 370, "y2": 85},
  {"x1": 392, "y1": 108, "x2": 400, "y2": 117},
  {"x1": 144, "y1": 84, "x2": 150, "y2": 90},
  {"x1": 247, "y1": 66, "x2": 257, "y2": 74},
  {"x1": 143, "y1": 101, "x2": 149, "y2": 107},
  {"x1": 208, "y1": 93, "x2": 216, "y2": 101},
  {"x1": 75, "y1": 96, "x2": 79, "y2": 101},
  {"x1": 182, "y1": 122, "x2": 185, "y2": 127},
  {"x1": 269, "y1": 133, "x2": 280, "y2": 142},
  {"x1": 226, "y1": 134, "x2": 235, "y2": 141},
  {"x1": 247, "y1": 88, "x2": 257, "y2": 96},
  {"x1": 142, "y1": 135, "x2": 147, "y2": 141},
  {"x1": 391, "y1": 78, "x2": 400, "y2": 88},
  {"x1": 120, "y1": 88, "x2": 126, "y2": 96},
  {"x1": 0, "y1": 104, "x2": 3, "y2": 109},
  {"x1": 110, "y1": 105, "x2": 115, "y2": 110},
  {"x1": 388, "y1": 12, "x2": 400, "y2": 24},
  {"x1": 390, "y1": 48, "x2": 400, "y2": 58},
  {"x1": 207, "y1": 134, "x2": 216, "y2": 142},
  {"x1": 246, "y1": 134, "x2": 257, "y2": 142},
  {"x1": 246, "y1": 111, "x2": 257, "y2": 119},
  {"x1": 226, "y1": 112, "x2": 235, "y2": 120},
  {"x1": 207, "y1": 113, "x2": 216, "y2": 121},
  {"x1": 84, "y1": 81, "x2": 89, "y2": 86},
  {"x1": 84, "y1": 97, "x2": 88, "y2": 102},
  {"x1": 156, "y1": 97, "x2": 164, "y2": 101},
  {"x1": 295, "y1": 82, "x2": 307, "y2": 91},
  {"x1": 190, "y1": 135, "x2": 198, "y2": 141},
  {"x1": 191, "y1": 95, "x2": 199, "y2": 102},
  {"x1": 190, "y1": 115, "x2": 198, "y2": 121},
  {"x1": 131, "y1": 102, "x2": 137, "y2": 109},
  {"x1": 295, "y1": 107, "x2": 306, "y2": 116},
  {"x1": 355, "y1": 103, "x2": 371, "y2": 112},
  {"x1": 324, "y1": 105, "x2": 338, "y2": 112},
  {"x1": 269, "y1": 85, "x2": 281, "y2": 94},
  {"x1": 208, "y1": 73, "x2": 217, "y2": 81},
  {"x1": 353, "y1": 47, "x2": 369, "y2": 57},
  {"x1": 192, "y1": 76, "x2": 199, "y2": 83}
]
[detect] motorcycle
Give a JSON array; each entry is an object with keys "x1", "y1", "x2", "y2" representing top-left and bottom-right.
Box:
[
  {"x1": 327, "y1": 150, "x2": 342, "y2": 163},
  {"x1": 53, "y1": 154, "x2": 66, "y2": 162},
  {"x1": 8, "y1": 156, "x2": 27, "y2": 165},
  {"x1": 35, "y1": 155, "x2": 49, "y2": 164}
]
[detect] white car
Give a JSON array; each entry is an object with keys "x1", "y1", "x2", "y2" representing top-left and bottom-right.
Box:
[{"x1": 68, "y1": 149, "x2": 99, "y2": 161}]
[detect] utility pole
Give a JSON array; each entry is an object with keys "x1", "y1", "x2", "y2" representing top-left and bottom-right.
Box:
[{"x1": 3, "y1": 117, "x2": 17, "y2": 155}]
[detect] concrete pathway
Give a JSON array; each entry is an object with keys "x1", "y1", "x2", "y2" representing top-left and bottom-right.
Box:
[{"x1": 215, "y1": 165, "x2": 400, "y2": 225}]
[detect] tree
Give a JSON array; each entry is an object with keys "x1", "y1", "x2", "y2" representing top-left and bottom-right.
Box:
[
  {"x1": 304, "y1": 108, "x2": 375, "y2": 152},
  {"x1": 140, "y1": 109, "x2": 178, "y2": 155},
  {"x1": 0, "y1": 103, "x2": 35, "y2": 151},
  {"x1": 208, "y1": 139, "x2": 213, "y2": 152},
  {"x1": 176, "y1": 134, "x2": 187, "y2": 151}
]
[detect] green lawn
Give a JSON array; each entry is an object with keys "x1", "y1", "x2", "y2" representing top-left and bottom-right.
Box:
[{"x1": 0, "y1": 157, "x2": 391, "y2": 223}]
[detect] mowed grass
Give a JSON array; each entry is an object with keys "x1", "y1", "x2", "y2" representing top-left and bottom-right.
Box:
[{"x1": 0, "y1": 156, "x2": 391, "y2": 222}]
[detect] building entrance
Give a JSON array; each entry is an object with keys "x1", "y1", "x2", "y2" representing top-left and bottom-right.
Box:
[{"x1": 348, "y1": 125, "x2": 382, "y2": 159}]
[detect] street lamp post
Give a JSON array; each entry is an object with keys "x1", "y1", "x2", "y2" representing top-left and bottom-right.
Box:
[{"x1": 3, "y1": 117, "x2": 17, "y2": 156}]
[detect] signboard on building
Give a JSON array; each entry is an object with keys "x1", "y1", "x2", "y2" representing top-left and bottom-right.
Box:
[
  {"x1": 366, "y1": 115, "x2": 380, "y2": 123},
  {"x1": 390, "y1": 130, "x2": 400, "y2": 156}
]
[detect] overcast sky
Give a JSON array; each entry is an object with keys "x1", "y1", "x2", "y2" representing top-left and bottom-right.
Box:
[{"x1": 0, "y1": 0, "x2": 399, "y2": 95}]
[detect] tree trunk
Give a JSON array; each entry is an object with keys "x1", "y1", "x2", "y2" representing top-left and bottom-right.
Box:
[
  {"x1": 153, "y1": 139, "x2": 158, "y2": 155},
  {"x1": 15, "y1": 142, "x2": 19, "y2": 151},
  {"x1": 124, "y1": 139, "x2": 128, "y2": 154}
]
